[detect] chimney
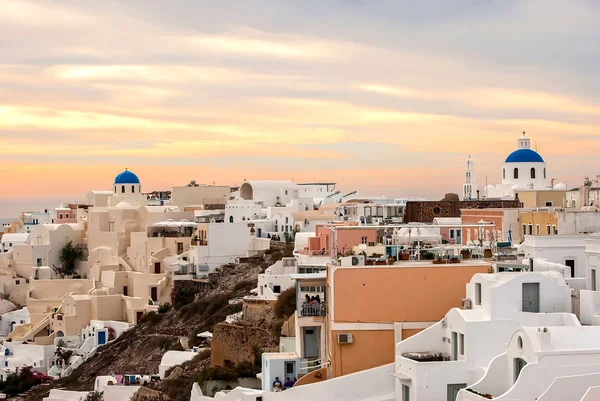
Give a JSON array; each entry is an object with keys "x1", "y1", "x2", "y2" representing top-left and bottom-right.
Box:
[{"x1": 538, "y1": 327, "x2": 551, "y2": 352}]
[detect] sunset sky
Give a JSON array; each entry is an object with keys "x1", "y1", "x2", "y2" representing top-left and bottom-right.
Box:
[{"x1": 2, "y1": 1, "x2": 600, "y2": 216}]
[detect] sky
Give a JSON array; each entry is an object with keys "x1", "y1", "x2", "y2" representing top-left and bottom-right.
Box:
[{"x1": 1, "y1": 0, "x2": 600, "y2": 217}]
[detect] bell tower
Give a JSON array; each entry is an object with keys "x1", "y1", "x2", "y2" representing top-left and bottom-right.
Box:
[{"x1": 463, "y1": 155, "x2": 477, "y2": 200}]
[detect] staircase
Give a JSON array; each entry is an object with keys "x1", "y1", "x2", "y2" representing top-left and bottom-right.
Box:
[
  {"x1": 159, "y1": 274, "x2": 172, "y2": 302},
  {"x1": 13, "y1": 315, "x2": 50, "y2": 342}
]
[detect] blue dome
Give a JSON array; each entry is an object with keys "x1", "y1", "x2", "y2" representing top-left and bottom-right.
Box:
[
  {"x1": 114, "y1": 169, "x2": 140, "y2": 184},
  {"x1": 505, "y1": 149, "x2": 544, "y2": 163}
]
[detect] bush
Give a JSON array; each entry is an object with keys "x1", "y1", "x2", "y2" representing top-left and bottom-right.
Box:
[
  {"x1": 271, "y1": 319, "x2": 284, "y2": 338},
  {"x1": 158, "y1": 303, "x2": 172, "y2": 314},
  {"x1": 274, "y1": 287, "x2": 296, "y2": 319},
  {"x1": 140, "y1": 311, "x2": 162, "y2": 325},
  {"x1": 172, "y1": 286, "x2": 195, "y2": 310},
  {"x1": 233, "y1": 280, "x2": 257, "y2": 293},
  {"x1": 197, "y1": 366, "x2": 239, "y2": 387},
  {"x1": 0, "y1": 366, "x2": 50, "y2": 396}
]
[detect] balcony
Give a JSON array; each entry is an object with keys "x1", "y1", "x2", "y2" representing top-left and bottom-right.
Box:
[{"x1": 299, "y1": 302, "x2": 326, "y2": 317}]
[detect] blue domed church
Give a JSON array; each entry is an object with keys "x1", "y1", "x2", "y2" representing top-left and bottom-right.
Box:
[{"x1": 468, "y1": 132, "x2": 552, "y2": 199}]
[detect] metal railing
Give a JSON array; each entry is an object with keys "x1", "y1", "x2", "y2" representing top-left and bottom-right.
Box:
[{"x1": 299, "y1": 302, "x2": 326, "y2": 317}]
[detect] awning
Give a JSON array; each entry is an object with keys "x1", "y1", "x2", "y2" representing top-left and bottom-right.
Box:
[{"x1": 391, "y1": 372, "x2": 412, "y2": 381}]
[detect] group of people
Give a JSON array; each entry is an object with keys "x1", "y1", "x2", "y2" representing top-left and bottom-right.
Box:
[
  {"x1": 267, "y1": 234, "x2": 282, "y2": 241},
  {"x1": 272, "y1": 376, "x2": 297, "y2": 391},
  {"x1": 302, "y1": 294, "x2": 323, "y2": 316}
]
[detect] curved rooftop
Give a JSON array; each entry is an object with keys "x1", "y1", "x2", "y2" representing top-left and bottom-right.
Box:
[
  {"x1": 505, "y1": 148, "x2": 545, "y2": 163},
  {"x1": 114, "y1": 169, "x2": 140, "y2": 184}
]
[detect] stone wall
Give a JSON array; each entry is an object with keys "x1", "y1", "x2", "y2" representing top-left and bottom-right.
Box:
[
  {"x1": 210, "y1": 323, "x2": 278, "y2": 367},
  {"x1": 242, "y1": 298, "x2": 276, "y2": 326},
  {"x1": 404, "y1": 200, "x2": 522, "y2": 223}
]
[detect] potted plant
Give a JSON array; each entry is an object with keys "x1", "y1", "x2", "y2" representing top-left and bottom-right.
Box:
[
  {"x1": 451, "y1": 256, "x2": 460, "y2": 264},
  {"x1": 192, "y1": 235, "x2": 199, "y2": 245},
  {"x1": 433, "y1": 255, "x2": 444, "y2": 264}
]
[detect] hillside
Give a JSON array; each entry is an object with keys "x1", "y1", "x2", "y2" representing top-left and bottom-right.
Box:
[{"x1": 19, "y1": 246, "x2": 291, "y2": 401}]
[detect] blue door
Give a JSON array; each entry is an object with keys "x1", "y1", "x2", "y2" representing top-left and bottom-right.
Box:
[
  {"x1": 257, "y1": 228, "x2": 262, "y2": 237},
  {"x1": 98, "y1": 331, "x2": 106, "y2": 345}
]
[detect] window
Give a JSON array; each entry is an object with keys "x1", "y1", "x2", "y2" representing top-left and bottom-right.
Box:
[
  {"x1": 553, "y1": 225, "x2": 557, "y2": 235},
  {"x1": 544, "y1": 168, "x2": 546, "y2": 179},
  {"x1": 503, "y1": 169, "x2": 506, "y2": 180},
  {"x1": 285, "y1": 217, "x2": 289, "y2": 224},
  {"x1": 530, "y1": 168, "x2": 536, "y2": 179},
  {"x1": 275, "y1": 225, "x2": 278, "y2": 232},
  {"x1": 528, "y1": 224, "x2": 533, "y2": 235},
  {"x1": 433, "y1": 207, "x2": 441, "y2": 215},
  {"x1": 514, "y1": 168, "x2": 519, "y2": 179},
  {"x1": 121, "y1": 185, "x2": 125, "y2": 193},
  {"x1": 59, "y1": 214, "x2": 63, "y2": 219},
  {"x1": 459, "y1": 333, "x2": 465, "y2": 356},
  {"x1": 475, "y1": 283, "x2": 482, "y2": 305},
  {"x1": 450, "y1": 230, "x2": 455, "y2": 239},
  {"x1": 545, "y1": 201, "x2": 553, "y2": 207},
  {"x1": 522, "y1": 224, "x2": 527, "y2": 237},
  {"x1": 536, "y1": 225, "x2": 540, "y2": 235},
  {"x1": 361, "y1": 236, "x2": 367, "y2": 244},
  {"x1": 452, "y1": 332, "x2": 458, "y2": 360},
  {"x1": 565, "y1": 260, "x2": 575, "y2": 278},
  {"x1": 592, "y1": 269, "x2": 597, "y2": 291},
  {"x1": 546, "y1": 224, "x2": 551, "y2": 235},
  {"x1": 273, "y1": 285, "x2": 281, "y2": 294},
  {"x1": 285, "y1": 361, "x2": 294, "y2": 375},
  {"x1": 132, "y1": 185, "x2": 135, "y2": 193},
  {"x1": 229, "y1": 216, "x2": 234, "y2": 223}
]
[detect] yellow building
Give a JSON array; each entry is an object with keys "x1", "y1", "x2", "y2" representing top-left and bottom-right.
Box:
[
  {"x1": 515, "y1": 189, "x2": 566, "y2": 209},
  {"x1": 518, "y1": 210, "x2": 558, "y2": 237}
]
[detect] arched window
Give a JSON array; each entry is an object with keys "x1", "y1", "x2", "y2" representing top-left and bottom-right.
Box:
[
  {"x1": 114, "y1": 186, "x2": 117, "y2": 193},
  {"x1": 121, "y1": 185, "x2": 125, "y2": 193},
  {"x1": 530, "y1": 168, "x2": 536, "y2": 179},
  {"x1": 514, "y1": 168, "x2": 519, "y2": 179},
  {"x1": 132, "y1": 185, "x2": 135, "y2": 193},
  {"x1": 544, "y1": 168, "x2": 546, "y2": 179},
  {"x1": 503, "y1": 169, "x2": 506, "y2": 179},
  {"x1": 229, "y1": 216, "x2": 234, "y2": 223}
]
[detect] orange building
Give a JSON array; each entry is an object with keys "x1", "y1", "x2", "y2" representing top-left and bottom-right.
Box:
[{"x1": 325, "y1": 261, "x2": 491, "y2": 378}]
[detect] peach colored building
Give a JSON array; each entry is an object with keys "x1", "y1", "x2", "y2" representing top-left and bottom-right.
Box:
[
  {"x1": 460, "y1": 209, "x2": 504, "y2": 246},
  {"x1": 307, "y1": 224, "x2": 378, "y2": 256},
  {"x1": 326, "y1": 261, "x2": 491, "y2": 378}
]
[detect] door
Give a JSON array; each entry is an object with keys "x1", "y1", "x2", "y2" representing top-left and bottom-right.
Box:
[
  {"x1": 136, "y1": 311, "x2": 143, "y2": 323},
  {"x1": 123, "y1": 286, "x2": 128, "y2": 296},
  {"x1": 177, "y1": 242, "x2": 184, "y2": 255},
  {"x1": 593, "y1": 269, "x2": 597, "y2": 291},
  {"x1": 456, "y1": 230, "x2": 462, "y2": 244},
  {"x1": 151, "y1": 287, "x2": 158, "y2": 302},
  {"x1": 285, "y1": 361, "x2": 296, "y2": 381},
  {"x1": 402, "y1": 384, "x2": 410, "y2": 401},
  {"x1": 452, "y1": 332, "x2": 458, "y2": 360},
  {"x1": 447, "y1": 384, "x2": 467, "y2": 401},
  {"x1": 514, "y1": 358, "x2": 527, "y2": 383},
  {"x1": 257, "y1": 228, "x2": 262, "y2": 238},
  {"x1": 565, "y1": 260, "x2": 575, "y2": 278},
  {"x1": 154, "y1": 262, "x2": 161, "y2": 274},
  {"x1": 303, "y1": 327, "x2": 318, "y2": 358},
  {"x1": 97, "y1": 331, "x2": 106, "y2": 345},
  {"x1": 522, "y1": 283, "x2": 540, "y2": 313}
]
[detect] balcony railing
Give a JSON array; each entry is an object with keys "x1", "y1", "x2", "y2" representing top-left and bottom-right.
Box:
[{"x1": 299, "y1": 302, "x2": 326, "y2": 317}]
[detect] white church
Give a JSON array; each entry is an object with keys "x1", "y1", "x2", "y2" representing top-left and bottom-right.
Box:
[{"x1": 463, "y1": 132, "x2": 562, "y2": 200}]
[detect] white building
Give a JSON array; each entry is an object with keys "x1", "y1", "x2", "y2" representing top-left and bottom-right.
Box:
[
  {"x1": 252, "y1": 257, "x2": 298, "y2": 300},
  {"x1": 580, "y1": 234, "x2": 600, "y2": 325},
  {"x1": 484, "y1": 132, "x2": 552, "y2": 199},
  {"x1": 0, "y1": 233, "x2": 29, "y2": 254},
  {"x1": 459, "y1": 326, "x2": 600, "y2": 401},
  {"x1": 519, "y1": 235, "x2": 587, "y2": 278},
  {"x1": 395, "y1": 271, "x2": 574, "y2": 401},
  {"x1": 0, "y1": 306, "x2": 29, "y2": 338}
]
